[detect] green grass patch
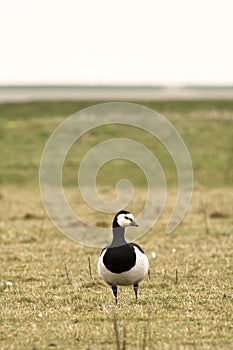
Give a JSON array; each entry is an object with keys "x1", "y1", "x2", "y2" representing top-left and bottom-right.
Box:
[{"x1": 0, "y1": 99, "x2": 233, "y2": 188}]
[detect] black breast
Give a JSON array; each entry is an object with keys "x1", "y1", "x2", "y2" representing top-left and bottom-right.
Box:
[{"x1": 103, "y1": 243, "x2": 137, "y2": 274}]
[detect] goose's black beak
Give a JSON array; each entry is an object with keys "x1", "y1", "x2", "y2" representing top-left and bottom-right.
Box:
[{"x1": 130, "y1": 220, "x2": 139, "y2": 227}]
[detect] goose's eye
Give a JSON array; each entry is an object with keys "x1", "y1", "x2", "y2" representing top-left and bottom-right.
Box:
[{"x1": 124, "y1": 216, "x2": 132, "y2": 221}]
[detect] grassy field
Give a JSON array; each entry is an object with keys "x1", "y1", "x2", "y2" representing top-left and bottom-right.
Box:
[{"x1": 0, "y1": 100, "x2": 232, "y2": 349}]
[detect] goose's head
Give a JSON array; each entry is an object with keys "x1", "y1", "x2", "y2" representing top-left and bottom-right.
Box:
[{"x1": 113, "y1": 210, "x2": 139, "y2": 228}]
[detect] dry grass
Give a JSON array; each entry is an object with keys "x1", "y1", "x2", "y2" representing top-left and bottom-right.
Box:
[{"x1": 0, "y1": 186, "x2": 232, "y2": 350}]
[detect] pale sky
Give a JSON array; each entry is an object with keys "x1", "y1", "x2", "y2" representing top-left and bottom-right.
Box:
[{"x1": 0, "y1": 0, "x2": 233, "y2": 85}]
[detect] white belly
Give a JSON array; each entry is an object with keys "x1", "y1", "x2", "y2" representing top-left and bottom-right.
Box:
[{"x1": 98, "y1": 246, "x2": 149, "y2": 286}]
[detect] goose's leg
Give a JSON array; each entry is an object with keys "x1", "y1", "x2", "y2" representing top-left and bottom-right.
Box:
[
  {"x1": 112, "y1": 285, "x2": 118, "y2": 304},
  {"x1": 133, "y1": 283, "x2": 139, "y2": 303}
]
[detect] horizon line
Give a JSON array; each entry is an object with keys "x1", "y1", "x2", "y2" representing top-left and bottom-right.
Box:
[{"x1": 0, "y1": 84, "x2": 233, "y2": 89}]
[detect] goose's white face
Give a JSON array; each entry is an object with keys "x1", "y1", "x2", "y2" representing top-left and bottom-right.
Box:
[{"x1": 117, "y1": 213, "x2": 138, "y2": 228}]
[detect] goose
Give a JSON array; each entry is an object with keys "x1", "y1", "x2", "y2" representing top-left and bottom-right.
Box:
[{"x1": 98, "y1": 210, "x2": 149, "y2": 304}]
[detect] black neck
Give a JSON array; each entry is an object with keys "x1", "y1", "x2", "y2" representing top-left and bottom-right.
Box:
[{"x1": 110, "y1": 226, "x2": 127, "y2": 247}]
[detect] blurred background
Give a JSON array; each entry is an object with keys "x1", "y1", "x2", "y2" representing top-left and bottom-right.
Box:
[
  {"x1": 1, "y1": 0, "x2": 232, "y2": 189},
  {"x1": 0, "y1": 0, "x2": 233, "y2": 99}
]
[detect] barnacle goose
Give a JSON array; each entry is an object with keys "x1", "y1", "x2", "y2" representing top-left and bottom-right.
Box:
[{"x1": 98, "y1": 210, "x2": 149, "y2": 304}]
